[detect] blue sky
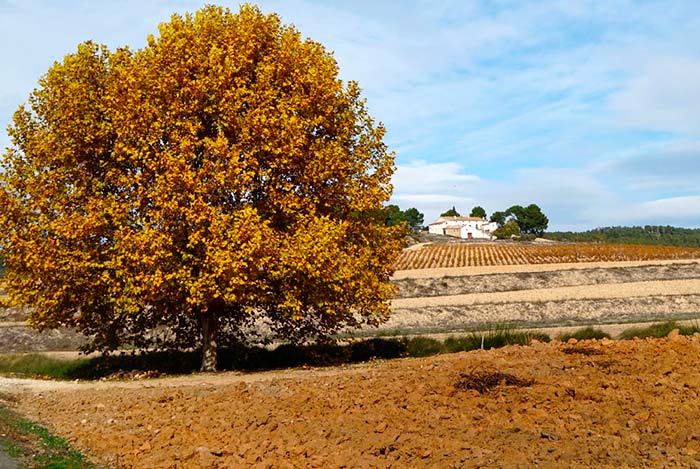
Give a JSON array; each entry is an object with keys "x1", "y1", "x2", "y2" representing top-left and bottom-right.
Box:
[{"x1": 1, "y1": 1, "x2": 699, "y2": 230}]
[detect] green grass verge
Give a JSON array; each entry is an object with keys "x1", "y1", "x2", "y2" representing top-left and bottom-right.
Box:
[
  {"x1": 0, "y1": 405, "x2": 92, "y2": 468},
  {"x1": 402, "y1": 324, "x2": 550, "y2": 358},
  {"x1": 557, "y1": 326, "x2": 611, "y2": 342},
  {"x1": 618, "y1": 320, "x2": 700, "y2": 340},
  {"x1": 0, "y1": 354, "x2": 91, "y2": 380}
]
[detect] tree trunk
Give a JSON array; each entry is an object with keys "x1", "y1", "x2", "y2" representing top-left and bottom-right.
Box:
[{"x1": 200, "y1": 312, "x2": 218, "y2": 372}]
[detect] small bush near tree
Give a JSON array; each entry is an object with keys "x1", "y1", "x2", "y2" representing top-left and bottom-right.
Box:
[
  {"x1": 618, "y1": 321, "x2": 700, "y2": 340},
  {"x1": 493, "y1": 220, "x2": 521, "y2": 239},
  {"x1": 558, "y1": 327, "x2": 610, "y2": 342}
]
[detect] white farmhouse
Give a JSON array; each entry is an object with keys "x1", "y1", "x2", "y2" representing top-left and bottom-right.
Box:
[{"x1": 428, "y1": 216, "x2": 498, "y2": 240}]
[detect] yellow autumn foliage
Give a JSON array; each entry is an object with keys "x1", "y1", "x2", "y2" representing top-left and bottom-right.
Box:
[{"x1": 0, "y1": 5, "x2": 404, "y2": 370}]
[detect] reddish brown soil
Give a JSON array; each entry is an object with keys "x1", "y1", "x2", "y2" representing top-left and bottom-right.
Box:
[{"x1": 10, "y1": 334, "x2": 700, "y2": 468}]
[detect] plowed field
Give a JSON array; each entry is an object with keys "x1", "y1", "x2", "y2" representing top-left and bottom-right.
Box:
[
  {"x1": 7, "y1": 334, "x2": 700, "y2": 467},
  {"x1": 395, "y1": 242, "x2": 700, "y2": 270}
]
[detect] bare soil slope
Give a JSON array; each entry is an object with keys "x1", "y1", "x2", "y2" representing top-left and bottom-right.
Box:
[{"x1": 8, "y1": 334, "x2": 700, "y2": 467}]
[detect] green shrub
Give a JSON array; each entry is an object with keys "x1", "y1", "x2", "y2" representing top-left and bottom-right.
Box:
[
  {"x1": 617, "y1": 321, "x2": 700, "y2": 340},
  {"x1": 0, "y1": 327, "x2": 553, "y2": 380},
  {"x1": 0, "y1": 354, "x2": 90, "y2": 380},
  {"x1": 405, "y1": 337, "x2": 443, "y2": 357},
  {"x1": 493, "y1": 220, "x2": 520, "y2": 239},
  {"x1": 474, "y1": 324, "x2": 549, "y2": 349},
  {"x1": 443, "y1": 324, "x2": 549, "y2": 353},
  {"x1": 558, "y1": 327, "x2": 611, "y2": 342}
]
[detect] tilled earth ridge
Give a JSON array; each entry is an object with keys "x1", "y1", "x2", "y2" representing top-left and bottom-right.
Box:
[{"x1": 10, "y1": 335, "x2": 700, "y2": 468}]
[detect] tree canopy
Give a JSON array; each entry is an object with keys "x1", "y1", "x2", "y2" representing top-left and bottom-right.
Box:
[
  {"x1": 544, "y1": 225, "x2": 700, "y2": 247},
  {"x1": 490, "y1": 211, "x2": 506, "y2": 226},
  {"x1": 0, "y1": 5, "x2": 404, "y2": 371},
  {"x1": 469, "y1": 206, "x2": 486, "y2": 218},
  {"x1": 384, "y1": 205, "x2": 423, "y2": 231},
  {"x1": 384, "y1": 205, "x2": 406, "y2": 227},
  {"x1": 403, "y1": 208, "x2": 424, "y2": 231},
  {"x1": 440, "y1": 206, "x2": 460, "y2": 217},
  {"x1": 493, "y1": 220, "x2": 520, "y2": 239},
  {"x1": 505, "y1": 204, "x2": 549, "y2": 235}
]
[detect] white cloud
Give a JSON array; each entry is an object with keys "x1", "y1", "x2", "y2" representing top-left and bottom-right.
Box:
[
  {"x1": 639, "y1": 196, "x2": 700, "y2": 221},
  {"x1": 609, "y1": 56, "x2": 700, "y2": 135},
  {"x1": 390, "y1": 162, "x2": 617, "y2": 229},
  {"x1": 392, "y1": 162, "x2": 700, "y2": 230},
  {"x1": 593, "y1": 140, "x2": 700, "y2": 192}
]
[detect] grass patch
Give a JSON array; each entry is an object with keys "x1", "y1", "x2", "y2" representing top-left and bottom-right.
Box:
[
  {"x1": 400, "y1": 325, "x2": 550, "y2": 358},
  {"x1": 0, "y1": 354, "x2": 91, "y2": 380},
  {"x1": 456, "y1": 324, "x2": 550, "y2": 351},
  {"x1": 0, "y1": 405, "x2": 92, "y2": 468},
  {"x1": 405, "y1": 337, "x2": 443, "y2": 357},
  {"x1": 558, "y1": 326, "x2": 611, "y2": 342},
  {"x1": 618, "y1": 320, "x2": 700, "y2": 340}
]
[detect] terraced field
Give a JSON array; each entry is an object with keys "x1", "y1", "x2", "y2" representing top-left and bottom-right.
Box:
[
  {"x1": 395, "y1": 242, "x2": 700, "y2": 270},
  {"x1": 385, "y1": 247, "x2": 700, "y2": 336}
]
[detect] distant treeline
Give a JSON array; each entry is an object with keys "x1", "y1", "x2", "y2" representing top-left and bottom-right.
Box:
[{"x1": 543, "y1": 226, "x2": 700, "y2": 247}]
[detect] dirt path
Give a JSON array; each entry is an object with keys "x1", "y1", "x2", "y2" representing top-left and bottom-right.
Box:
[
  {"x1": 9, "y1": 335, "x2": 700, "y2": 467},
  {"x1": 0, "y1": 365, "x2": 370, "y2": 394}
]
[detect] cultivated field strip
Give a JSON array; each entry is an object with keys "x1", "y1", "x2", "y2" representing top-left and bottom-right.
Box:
[
  {"x1": 387, "y1": 257, "x2": 700, "y2": 333},
  {"x1": 392, "y1": 279, "x2": 700, "y2": 309},
  {"x1": 392, "y1": 262, "x2": 700, "y2": 299},
  {"x1": 386, "y1": 296, "x2": 700, "y2": 333},
  {"x1": 392, "y1": 259, "x2": 700, "y2": 279},
  {"x1": 395, "y1": 243, "x2": 700, "y2": 270}
]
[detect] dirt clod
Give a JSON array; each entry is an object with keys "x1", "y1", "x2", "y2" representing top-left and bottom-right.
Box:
[
  {"x1": 454, "y1": 368, "x2": 535, "y2": 394},
  {"x1": 561, "y1": 347, "x2": 604, "y2": 355}
]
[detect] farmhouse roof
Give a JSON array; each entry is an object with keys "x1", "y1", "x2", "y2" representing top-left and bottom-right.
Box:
[{"x1": 428, "y1": 216, "x2": 487, "y2": 226}]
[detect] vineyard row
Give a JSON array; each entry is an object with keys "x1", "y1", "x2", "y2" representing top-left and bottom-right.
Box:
[{"x1": 395, "y1": 243, "x2": 700, "y2": 270}]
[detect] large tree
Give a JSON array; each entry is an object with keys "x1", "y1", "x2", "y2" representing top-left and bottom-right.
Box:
[
  {"x1": 384, "y1": 205, "x2": 406, "y2": 227},
  {"x1": 384, "y1": 205, "x2": 423, "y2": 231},
  {"x1": 490, "y1": 211, "x2": 507, "y2": 227},
  {"x1": 403, "y1": 208, "x2": 424, "y2": 231},
  {"x1": 506, "y1": 204, "x2": 549, "y2": 235},
  {"x1": 469, "y1": 206, "x2": 486, "y2": 218},
  {"x1": 0, "y1": 5, "x2": 404, "y2": 371}
]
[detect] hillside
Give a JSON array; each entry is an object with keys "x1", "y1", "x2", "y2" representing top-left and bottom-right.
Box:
[{"x1": 544, "y1": 225, "x2": 700, "y2": 247}]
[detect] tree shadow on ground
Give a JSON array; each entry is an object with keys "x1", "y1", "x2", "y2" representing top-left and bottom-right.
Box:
[{"x1": 67, "y1": 338, "x2": 410, "y2": 380}]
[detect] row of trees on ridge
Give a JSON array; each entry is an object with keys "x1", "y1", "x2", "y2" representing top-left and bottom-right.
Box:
[{"x1": 384, "y1": 205, "x2": 424, "y2": 231}]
